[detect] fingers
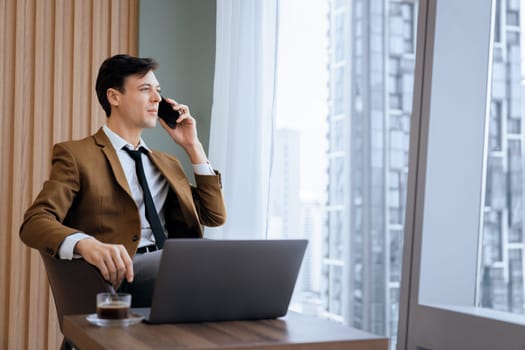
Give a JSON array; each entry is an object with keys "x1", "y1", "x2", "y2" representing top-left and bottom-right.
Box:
[
  {"x1": 165, "y1": 97, "x2": 176, "y2": 104},
  {"x1": 97, "y1": 259, "x2": 111, "y2": 282},
  {"x1": 121, "y1": 247, "x2": 134, "y2": 283},
  {"x1": 110, "y1": 247, "x2": 126, "y2": 285},
  {"x1": 173, "y1": 104, "x2": 191, "y2": 127},
  {"x1": 164, "y1": 97, "x2": 191, "y2": 119},
  {"x1": 75, "y1": 239, "x2": 133, "y2": 286},
  {"x1": 163, "y1": 105, "x2": 196, "y2": 129},
  {"x1": 107, "y1": 245, "x2": 134, "y2": 286},
  {"x1": 105, "y1": 256, "x2": 118, "y2": 286},
  {"x1": 159, "y1": 99, "x2": 200, "y2": 149},
  {"x1": 176, "y1": 114, "x2": 196, "y2": 127},
  {"x1": 176, "y1": 104, "x2": 189, "y2": 116}
]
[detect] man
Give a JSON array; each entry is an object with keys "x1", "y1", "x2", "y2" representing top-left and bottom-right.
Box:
[{"x1": 19, "y1": 54, "x2": 226, "y2": 306}]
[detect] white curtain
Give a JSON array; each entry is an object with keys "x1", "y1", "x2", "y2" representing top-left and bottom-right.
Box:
[{"x1": 206, "y1": 0, "x2": 279, "y2": 239}]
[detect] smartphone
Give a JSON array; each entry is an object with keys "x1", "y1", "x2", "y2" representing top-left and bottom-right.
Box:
[{"x1": 158, "y1": 97, "x2": 180, "y2": 128}]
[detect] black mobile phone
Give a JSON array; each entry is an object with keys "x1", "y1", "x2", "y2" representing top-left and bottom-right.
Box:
[{"x1": 158, "y1": 97, "x2": 180, "y2": 128}]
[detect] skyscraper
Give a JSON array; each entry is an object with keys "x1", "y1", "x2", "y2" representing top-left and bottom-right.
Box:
[
  {"x1": 268, "y1": 128, "x2": 325, "y2": 314},
  {"x1": 269, "y1": 128, "x2": 301, "y2": 238},
  {"x1": 481, "y1": 0, "x2": 525, "y2": 314},
  {"x1": 325, "y1": 0, "x2": 417, "y2": 341}
]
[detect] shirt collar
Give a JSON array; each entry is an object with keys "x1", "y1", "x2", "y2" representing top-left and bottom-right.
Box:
[{"x1": 102, "y1": 125, "x2": 151, "y2": 152}]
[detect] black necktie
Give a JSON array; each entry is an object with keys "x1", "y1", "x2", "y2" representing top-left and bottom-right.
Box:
[{"x1": 123, "y1": 146, "x2": 166, "y2": 249}]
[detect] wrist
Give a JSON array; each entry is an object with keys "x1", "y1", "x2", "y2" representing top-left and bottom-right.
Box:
[
  {"x1": 74, "y1": 237, "x2": 95, "y2": 255},
  {"x1": 183, "y1": 142, "x2": 207, "y2": 164}
]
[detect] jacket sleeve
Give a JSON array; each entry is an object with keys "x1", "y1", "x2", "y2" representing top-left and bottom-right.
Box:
[
  {"x1": 19, "y1": 143, "x2": 80, "y2": 256},
  {"x1": 192, "y1": 171, "x2": 227, "y2": 227}
]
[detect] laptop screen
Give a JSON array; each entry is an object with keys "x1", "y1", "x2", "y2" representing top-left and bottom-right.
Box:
[{"x1": 146, "y1": 239, "x2": 307, "y2": 323}]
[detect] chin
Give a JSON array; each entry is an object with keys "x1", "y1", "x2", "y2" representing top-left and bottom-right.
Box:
[{"x1": 143, "y1": 118, "x2": 158, "y2": 129}]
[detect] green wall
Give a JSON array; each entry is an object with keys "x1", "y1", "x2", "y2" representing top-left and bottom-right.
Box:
[{"x1": 138, "y1": 0, "x2": 216, "y2": 179}]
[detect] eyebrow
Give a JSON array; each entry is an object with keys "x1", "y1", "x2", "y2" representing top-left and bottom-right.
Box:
[{"x1": 138, "y1": 83, "x2": 161, "y2": 89}]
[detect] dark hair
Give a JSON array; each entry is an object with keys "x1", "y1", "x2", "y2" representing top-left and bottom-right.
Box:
[{"x1": 95, "y1": 54, "x2": 159, "y2": 117}]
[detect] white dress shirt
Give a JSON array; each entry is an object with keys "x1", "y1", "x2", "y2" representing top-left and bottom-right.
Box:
[{"x1": 58, "y1": 125, "x2": 215, "y2": 259}]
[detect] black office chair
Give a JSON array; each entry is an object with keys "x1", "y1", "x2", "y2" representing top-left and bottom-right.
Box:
[{"x1": 40, "y1": 252, "x2": 114, "y2": 350}]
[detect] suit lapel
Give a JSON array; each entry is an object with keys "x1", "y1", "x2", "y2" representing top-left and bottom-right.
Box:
[
  {"x1": 93, "y1": 128, "x2": 133, "y2": 198},
  {"x1": 92, "y1": 128, "x2": 200, "y2": 229},
  {"x1": 148, "y1": 151, "x2": 200, "y2": 227}
]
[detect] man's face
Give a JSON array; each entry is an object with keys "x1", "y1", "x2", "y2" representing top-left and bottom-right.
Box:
[{"x1": 116, "y1": 70, "x2": 161, "y2": 129}]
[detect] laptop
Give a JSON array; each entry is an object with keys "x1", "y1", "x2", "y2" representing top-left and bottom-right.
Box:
[{"x1": 135, "y1": 238, "x2": 307, "y2": 324}]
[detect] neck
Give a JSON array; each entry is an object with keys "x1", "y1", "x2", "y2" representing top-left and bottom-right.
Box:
[{"x1": 106, "y1": 116, "x2": 142, "y2": 148}]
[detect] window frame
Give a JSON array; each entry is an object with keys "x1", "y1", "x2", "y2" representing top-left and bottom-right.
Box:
[{"x1": 397, "y1": 0, "x2": 525, "y2": 348}]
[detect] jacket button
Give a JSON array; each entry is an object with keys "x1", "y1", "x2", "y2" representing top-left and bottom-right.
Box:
[{"x1": 132, "y1": 235, "x2": 139, "y2": 242}]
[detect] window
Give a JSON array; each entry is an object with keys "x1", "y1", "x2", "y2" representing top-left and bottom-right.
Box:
[
  {"x1": 268, "y1": 0, "x2": 418, "y2": 348},
  {"x1": 399, "y1": 0, "x2": 525, "y2": 348}
]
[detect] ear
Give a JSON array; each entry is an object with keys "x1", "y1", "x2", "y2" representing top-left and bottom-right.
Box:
[{"x1": 107, "y1": 88, "x2": 120, "y2": 107}]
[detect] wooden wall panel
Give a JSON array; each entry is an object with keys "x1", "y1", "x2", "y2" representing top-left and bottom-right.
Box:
[{"x1": 0, "y1": 0, "x2": 138, "y2": 348}]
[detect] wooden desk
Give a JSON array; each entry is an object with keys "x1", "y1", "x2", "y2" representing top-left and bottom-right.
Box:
[{"x1": 63, "y1": 312, "x2": 388, "y2": 350}]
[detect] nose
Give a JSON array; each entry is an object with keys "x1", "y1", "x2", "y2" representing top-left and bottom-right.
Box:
[{"x1": 152, "y1": 89, "x2": 161, "y2": 102}]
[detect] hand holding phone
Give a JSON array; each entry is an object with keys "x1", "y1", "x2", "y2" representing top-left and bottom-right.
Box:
[{"x1": 158, "y1": 97, "x2": 180, "y2": 128}]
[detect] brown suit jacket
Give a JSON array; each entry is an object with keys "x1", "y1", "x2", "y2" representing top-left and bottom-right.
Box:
[{"x1": 19, "y1": 128, "x2": 226, "y2": 257}]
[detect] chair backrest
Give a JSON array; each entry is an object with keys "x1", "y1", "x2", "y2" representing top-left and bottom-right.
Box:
[{"x1": 40, "y1": 251, "x2": 115, "y2": 331}]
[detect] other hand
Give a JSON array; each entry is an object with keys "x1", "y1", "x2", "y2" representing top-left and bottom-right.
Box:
[{"x1": 75, "y1": 238, "x2": 134, "y2": 288}]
